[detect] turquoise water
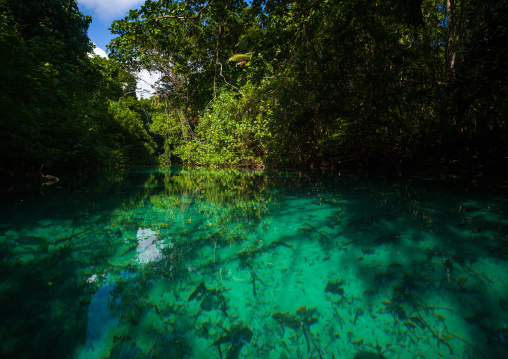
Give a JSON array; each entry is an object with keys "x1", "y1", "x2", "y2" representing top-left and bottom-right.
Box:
[{"x1": 1, "y1": 168, "x2": 508, "y2": 359}]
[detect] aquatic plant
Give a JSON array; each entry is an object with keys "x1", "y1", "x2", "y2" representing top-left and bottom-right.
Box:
[
  {"x1": 325, "y1": 280, "x2": 345, "y2": 296},
  {"x1": 271, "y1": 306, "x2": 322, "y2": 358},
  {"x1": 271, "y1": 311, "x2": 301, "y2": 330}
]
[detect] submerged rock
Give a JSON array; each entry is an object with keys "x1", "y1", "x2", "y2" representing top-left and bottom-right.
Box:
[{"x1": 201, "y1": 294, "x2": 219, "y2": 311}]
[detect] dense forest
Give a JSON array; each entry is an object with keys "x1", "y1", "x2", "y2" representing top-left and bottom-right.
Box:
[{"x1": 1, "y1": 0, "x2": 507, "y2": 173}]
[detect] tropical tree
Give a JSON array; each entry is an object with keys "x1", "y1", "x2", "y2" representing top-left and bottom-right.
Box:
[{"x1": 0, "y1": 0, "x2": 159, "y2": 172}]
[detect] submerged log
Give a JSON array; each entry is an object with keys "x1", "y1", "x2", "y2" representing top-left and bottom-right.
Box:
[{"x1": 188, "y1": 281, "x2": 208, "y2": 301}]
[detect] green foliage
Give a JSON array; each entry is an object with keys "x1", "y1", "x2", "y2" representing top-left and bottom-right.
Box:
[
  {"x1": 4, "y1": 0, "x2": 505, "y2": 171},
  {"x1": 229, "y1": 53, "x2": 253, "y2": 62},
  {"x1": 0, "y1": 1, "x2": 159, "y2": 171},
  {"x1": 175, "y1": 88, "x2": 272, "y2": 167},
  {"x1": 0, "y1": 0, "x2": 94, "y2": 169},
  {"x1": 106, "y1": 99, "x2": 158, "y2": 165}
]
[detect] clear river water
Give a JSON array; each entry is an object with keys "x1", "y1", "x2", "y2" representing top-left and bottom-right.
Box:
[{"x1": 1, "y1": 168, "x2": 508, "y2": 359}]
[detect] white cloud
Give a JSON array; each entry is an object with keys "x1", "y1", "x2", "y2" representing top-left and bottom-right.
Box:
[
  {"x1": 136, "y1": 69, "x2": 161, "y2": 99},
  {"x1": 92, "y1": 45, "x2": 108, "y2": 58},
  {"x1": 87, "y1": 48, "x2": 160, "y2": 98},
  {"x1": 79, "y1": 0, "x2": 144, "y2": 21}
]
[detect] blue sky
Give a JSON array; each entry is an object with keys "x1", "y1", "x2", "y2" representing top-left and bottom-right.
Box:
[
  {"x1": 78, "y1": 0, "x2": 159, "y2": 97},
  {"x1": 78, "y1": 0, "x2": 145, "y2": 55}
]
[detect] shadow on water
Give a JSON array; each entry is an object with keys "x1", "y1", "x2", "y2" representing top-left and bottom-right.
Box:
[{"x1": 0, "y1": 168, "x2": 508, "y2": 358}]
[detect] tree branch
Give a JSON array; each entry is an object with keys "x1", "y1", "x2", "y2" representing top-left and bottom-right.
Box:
[
  {"x1": 219, "y1": 63, "x2": 244, "y2": 97},
  {"x1": 156, "y1": 15, "x2": 197, "y2": 20},
  {"x1": 184, "y1": 0, "x2": 220, "y2": 36},
  {"x1": 135, "y1": 74, "x2": 160, "y2": 99}
]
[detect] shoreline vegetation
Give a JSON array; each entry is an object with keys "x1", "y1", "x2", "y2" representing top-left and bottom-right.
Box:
[{"x1": 1, "y1": 1, "x2": 507, "y2": 176}]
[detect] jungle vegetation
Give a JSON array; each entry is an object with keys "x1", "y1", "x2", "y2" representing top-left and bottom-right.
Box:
[{"x1": 1, "y1": 0, "x2": 507, "y2": 173}]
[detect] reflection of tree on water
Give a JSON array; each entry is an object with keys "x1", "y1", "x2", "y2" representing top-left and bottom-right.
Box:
[
  {"x1": 78, "y1": 168, "x2": 276, "y2": 358},
  {"x1": 152, "y1": 168, "x2": 270, "y2": 235},
  {"x1": 2, "y1": 169, "x2": 508, "y2": 358},
  {"x1": 0, "y1": 238, "x2": 90, "y2": 358},
  {"x1": 97, "y1": 171, "x2": 508, "y2": 358},
  {"x1": 0, "y1": 169, "x2": 168, "y2": 359}
]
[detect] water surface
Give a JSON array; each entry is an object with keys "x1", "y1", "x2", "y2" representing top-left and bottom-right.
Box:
[{"x1": 1, "y1": 168, "x2": 508, "y2": 359}]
